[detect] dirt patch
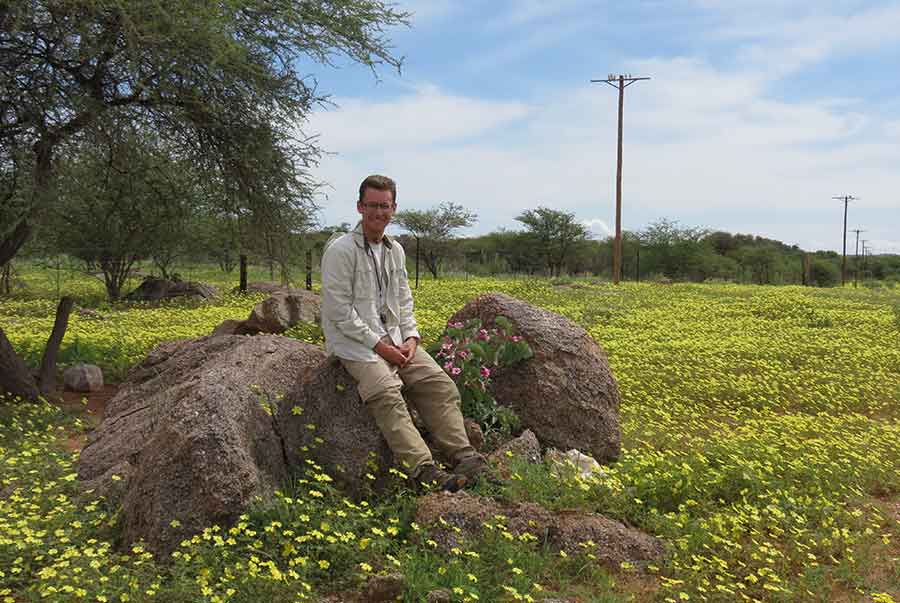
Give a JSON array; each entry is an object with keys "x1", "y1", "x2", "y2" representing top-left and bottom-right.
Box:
[
  {"x1": 58, "y1": 384, "x2": 117, "y2": 423},
  {"x1": 53, "y1": 384, "x2": 118, "y2": 453}
]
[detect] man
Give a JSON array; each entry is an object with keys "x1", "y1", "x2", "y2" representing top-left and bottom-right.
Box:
[{"x1": 320, "y1": 174, "x2": 493, "y2": 491}]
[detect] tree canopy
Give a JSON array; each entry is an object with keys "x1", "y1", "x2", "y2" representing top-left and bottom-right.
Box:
[
  {"x1": 514, "y1": 207, "x2": 588, "y2": 277},
  {"x1": 394, "y1": 202, "x2": 477, "y2": 279},
  {"x1": 0, "y1": 0, "x2": 409, "y2": 266}
]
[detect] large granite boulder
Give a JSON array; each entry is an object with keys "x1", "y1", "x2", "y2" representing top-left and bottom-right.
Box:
[
  {"x1": 125, "y1": 277, "x2": 218, "y2": 302},
  {"x1": 449, "y1": 293, "x2": 621, "y2": 463},
  {"x1": 77, "y1": 334, "x2": 390, "y2": 555},
  {"x1": 278, "y1": 354, "x2": 394, "y2": 494},
  {"x1": 212, "y1": 291, "x2": 321, "y2": 336}
]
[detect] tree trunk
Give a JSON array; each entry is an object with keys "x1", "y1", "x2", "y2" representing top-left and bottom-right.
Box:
[
  {"x1": 0, "y1": 327, "x2": 39, "y2": 401},
  {"x1": 37, "y1": 296, "x2": 75, "y2": 396},
  {"x1": 0, "y1": 219, "x2": 32, "y2": 268},
  {"x1": 1, "y1": 261, "x2": 11, "y2": 295}
]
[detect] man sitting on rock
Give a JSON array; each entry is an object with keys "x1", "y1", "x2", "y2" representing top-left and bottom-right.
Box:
[{"x1": 320, "y1": 174, "x2": 494, "y2": 492}]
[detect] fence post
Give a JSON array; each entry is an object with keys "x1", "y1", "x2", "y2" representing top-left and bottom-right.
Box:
[
  {"x1": 239, "y1": 254, "x2": 248, "y2": 292},
  {"x1": 305, "y1": 249, "x2": 313, "y2": 291}
]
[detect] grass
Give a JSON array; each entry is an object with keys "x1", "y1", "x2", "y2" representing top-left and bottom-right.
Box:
[{"x1": 1, "y1": 263, "x2": 899, "y2": 602}]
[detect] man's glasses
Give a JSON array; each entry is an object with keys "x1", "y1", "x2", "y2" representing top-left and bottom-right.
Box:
[{"x1": 361, "y1": 202, "x2": 394, "y2": 211}]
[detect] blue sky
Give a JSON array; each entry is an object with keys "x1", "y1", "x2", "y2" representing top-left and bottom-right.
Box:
[{"x1": 303, "y1": 0, "x2": 900, "y2": 254}]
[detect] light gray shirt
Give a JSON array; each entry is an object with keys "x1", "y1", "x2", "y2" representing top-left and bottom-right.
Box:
[{"x1": 320, "y1": 223, "x2": 420, "y2": 362}]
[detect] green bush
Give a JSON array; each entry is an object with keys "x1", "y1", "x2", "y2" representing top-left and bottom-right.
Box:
[
  {"x1": 428, "y1": 316, "x2": 532, "y2": 437},
  {"x1": 809, "y1": 259, "x2": 840, "y2": 287}
]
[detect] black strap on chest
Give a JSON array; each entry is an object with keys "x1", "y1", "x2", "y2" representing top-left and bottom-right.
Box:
[{"x1": 364, "y1": 238, "x2": 388, "y2": 324}]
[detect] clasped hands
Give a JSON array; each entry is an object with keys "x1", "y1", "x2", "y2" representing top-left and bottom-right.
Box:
[{"x1": 374, "y1": 336, "x2": 418, "y2": 368}]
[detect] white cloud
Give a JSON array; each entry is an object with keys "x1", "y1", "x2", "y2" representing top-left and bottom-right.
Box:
[
  {"x1": 307, "y1": 59, "x2": 899, "y2": 252},
  {"x1": 885, "y1": 120, "x2": 900, "y2": 139},
  {"x1": 305, "y1": 84, "x2": 531, "y2": 154},
  {"x1": 313, "y1": 71, "x2": 900, "y2": 248},
  {"x1": 699, "y1": 2, "x2": 900, "y2": 78},
  {"x1": 583, "y1": 219, "x2": 612, "y2": 238}
]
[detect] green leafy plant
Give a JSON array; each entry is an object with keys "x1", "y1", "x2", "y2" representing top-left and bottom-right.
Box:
[{"x1": 429, "y1": 316, "x2": 532, "y2": 436}]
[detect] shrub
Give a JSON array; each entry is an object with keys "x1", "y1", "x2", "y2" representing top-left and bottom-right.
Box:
[
  {"x1": 809, "y1": 259, "x2": 840, "y2": 287},
  {"x1": 429, "y1": 316, "x2": 532, "y2": 437}
]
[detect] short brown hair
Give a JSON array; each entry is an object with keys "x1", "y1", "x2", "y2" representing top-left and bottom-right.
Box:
[{"x1": 358, "y1": 174, "x2": 397, "y2": 204}]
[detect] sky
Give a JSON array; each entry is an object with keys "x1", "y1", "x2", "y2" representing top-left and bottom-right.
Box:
[{"x1": 301, "y1": 0, "x2": 900, "y2": 255}]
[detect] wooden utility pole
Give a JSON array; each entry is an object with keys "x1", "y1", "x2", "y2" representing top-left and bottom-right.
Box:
[
  {"x1": 802, "y1": 254, "x2": 811, "y2": 286},
  {"x1": 861, "y1": 240, "x2": 869, "y2": 280},
  {"x1": 592, "y1": 73, "x2": 650, "y2": 285},
  {"x1": 851, "y1": 228, "x2": 865, "y2": 288},
  {"x1": 635, "y1": 243, "x2": 640, "y2": 282},
  {"x1": 833, "y1": 195, "x2": 858, "y2": 286}
]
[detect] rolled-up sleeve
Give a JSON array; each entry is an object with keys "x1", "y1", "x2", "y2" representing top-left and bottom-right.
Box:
[{"x1": 322, "y1": 243, "x2": 382, "y2": 350}]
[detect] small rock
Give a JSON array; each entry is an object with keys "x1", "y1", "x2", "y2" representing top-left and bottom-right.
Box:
[
  {"x1": 243, "y1": 292, "x2": 318, "y2": 333},
  {"x1": 211, "y1": 319, "x2": 244, "y2": 336},
  {"x1": 125, "y1": 277, "x2": 218, "y2": 302},
  {"x1": 211, "y1": 292, "x2": 321, "y2": 336},
  {"x1": 426, "y1": 589, "x2": 452, "y2": 603},
  {"x1": 64, "y1": 363, "x2": 104, "y2": 392},
  {"x1": 487, "y1": 429, "x2": 541, "y2": 478},
  {"x1": 415, "y1": 491, "x2": 665, "y2": 569},
  {"x1": 361, "y1": 572, "x2": 406, "y2": 602},
  {"x1": 545, "y1": 448, "x2": 605, "y2": 480}
]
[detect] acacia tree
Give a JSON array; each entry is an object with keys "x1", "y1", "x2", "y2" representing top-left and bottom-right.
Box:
[
  {"x1": 394, "y1": 202, "x2": 477, "y2": 281},
  {"x1": 639, "y1": 218, "x2": 711, "y2": 281},
  {"x1": 514, "y1": 207, "x2": 588, "y2": 277},
  {"x1": 0, "y1": 0, "x2": 407, "y2": 267},
  {"x1": 48, "y1": 124, "x2": 197, "y2": 300},
  {"x1": 0, "y1": 0, "x2": 407, "y2": 400}
]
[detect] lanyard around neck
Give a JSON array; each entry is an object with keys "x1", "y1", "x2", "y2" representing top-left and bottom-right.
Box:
[{"x1": 364, "y1": 239, "x2": 387, "y2": 298}]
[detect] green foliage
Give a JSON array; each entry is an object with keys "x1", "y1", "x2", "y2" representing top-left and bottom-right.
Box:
[
  {"x1": 393, "y1": 202, "x2": 477, "y2": 279},
  {"x1": 428, "y1": 316, "x2": 532, "y2": 437},
  {"x1": 0, "y1": 0, "x2": 409, "y2": 267},
  {"x1": 514, "y1": 207, "x2": 589, "y2": 277},
  {"x1": 2, "y1": 275, "x2": 900, "y2": 602},
  {"x1": 284, "y1": 320, "x2": 325, "y2": 346},
  {"x1": 809, "y1": 258, "x2": 841, "y2": 287},
  {"x1": 47, "y1": 125, "x2": 197, "y2": 301}
]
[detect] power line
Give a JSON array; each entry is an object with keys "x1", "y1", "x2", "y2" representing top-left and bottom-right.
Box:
[
  {"x1": 592, "y1": 73, "x2": 650, "y2": 285},
  {"x1": 832, "y1": 194, "x2": 859, "y2": 286}
]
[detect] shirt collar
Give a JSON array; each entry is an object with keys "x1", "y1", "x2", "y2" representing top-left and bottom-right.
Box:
[{"x1": 352, "y1": 221, "x2": 393, "y2": 249}]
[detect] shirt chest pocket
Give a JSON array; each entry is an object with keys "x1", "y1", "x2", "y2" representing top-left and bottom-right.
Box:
[
  {"x1": 354, "y1": 265, "x2": 377, "y2": 301},
  {"x1": 386, "y1": 266, "x2": 403, "y2": 293}
]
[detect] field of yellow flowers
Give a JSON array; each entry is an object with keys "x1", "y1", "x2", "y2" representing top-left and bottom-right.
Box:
[{"x1": 1, "y1": 268, "x2": 899, "y2": 602}]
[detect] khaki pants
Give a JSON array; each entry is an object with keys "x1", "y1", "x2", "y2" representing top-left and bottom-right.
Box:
[{"x1": 341, "y1": 346, "x2": 476, "y2": 476}]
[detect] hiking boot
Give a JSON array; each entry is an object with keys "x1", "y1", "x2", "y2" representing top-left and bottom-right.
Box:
[
  {"x1": 414, "y1": 463, "x2": 467, "y2": 493},
  {"x1": 454, "y1": 455, "x2": 502, "y2": 486}
]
